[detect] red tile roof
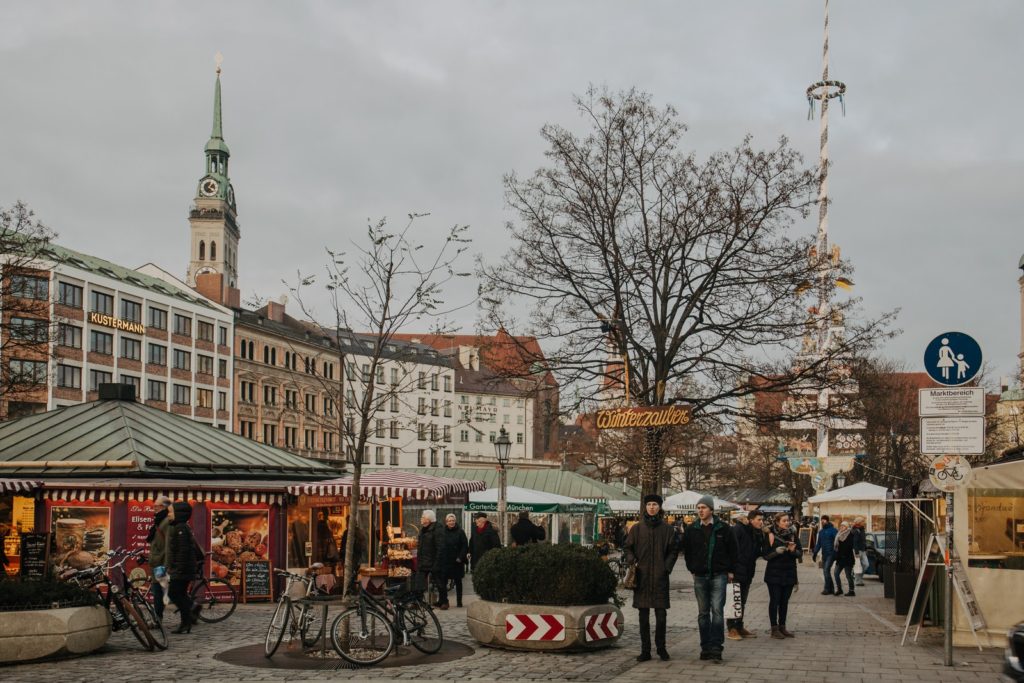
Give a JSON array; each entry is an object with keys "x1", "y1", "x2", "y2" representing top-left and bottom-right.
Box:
[{"x1": 390, "y1": 330, "x2": 557, "y2": 387}]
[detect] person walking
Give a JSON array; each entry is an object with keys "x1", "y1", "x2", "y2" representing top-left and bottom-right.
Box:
[
  {"x1": 145, "y1": 496, "x2": 172, "y2": 620},
  {"x1": 510, "y1": 511, "x2": 545, "y2": 546},
  {"x1": 415, "y1": 510, "x2": 440, "y2": 597},
  {"x1": 622, "y1": 494, "x2": 679, "y2": 662},
  {"x1": 812, "y1": 515, "x2": 837, "y2": 595},
  {"x1": 726, "y1": 510, "x2": 765, "y2": 640},
  {"x1": 833, "y1": 521, "x2": 856, "y2": 596},
  {"x1": 764, "y1": 513, "x2": 802, "y2": 639},
  {"x1": 468, "y1": 512, "x2": 502, "y2": 571},
  {"x1": 682, "y1": 495, "x2": 738, "y2": 662},
  {"x1": 435, "y1": 514, "x2": 469, "y2": 609},
  {"x1": 166, "y1": 502, "x2": 199, "y2": 634},
  {"x1": 852, "y1": 517, "x2": 868, "y2": 586}
]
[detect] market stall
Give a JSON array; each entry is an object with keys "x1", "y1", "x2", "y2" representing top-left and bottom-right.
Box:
[
  {"x1": 464, "y1": 486, "x2": 596, "y2": 545},
  {"x1": 807, "y1": 482, "x2": 891, "y2": 532},
  {"x1": 285, "y1": 471, "x2": 487, "y2": 588},
  {"x1": 663, "y1": 490, "x2": 740, "y2": 514},
  {"x1": 0, "y1": 479, "x2": 42, "y2": 577}
]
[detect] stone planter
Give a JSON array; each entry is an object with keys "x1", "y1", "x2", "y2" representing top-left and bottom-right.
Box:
[
  {"x1": 0, "y1": 605, "x2": 110, "y2": 663},
  {"x1": 467, "y1": 600, "x2": 623, "y2": 652}
]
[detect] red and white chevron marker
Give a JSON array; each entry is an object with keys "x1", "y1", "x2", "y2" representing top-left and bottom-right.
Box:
[
  {"x1": 584, "y1": 612, "x2": 621, "y2": 641},
  {"x1": 505, "y1": 614, "x2": 566, "y2": 641}
]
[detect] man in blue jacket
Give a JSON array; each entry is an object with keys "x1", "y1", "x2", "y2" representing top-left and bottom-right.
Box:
[{"x1": 812, "y1": 515, "x2": 838, "y2": 595}]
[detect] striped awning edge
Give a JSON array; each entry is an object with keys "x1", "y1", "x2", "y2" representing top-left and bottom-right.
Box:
[
  {"x1": 287, "y1": 471, "x2": 487, "y2": 500},
  {"x1": 41, "y1": 488, "x2": 283, "y2": 505},
  {"x1": 0, "y1": 478, "x2": 42, "y2": 494}
]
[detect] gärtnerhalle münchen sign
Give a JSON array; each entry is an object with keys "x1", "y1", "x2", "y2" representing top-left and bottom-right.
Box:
[{"x1": 595, "y1": 405, "x2": 691, "y2": 430}]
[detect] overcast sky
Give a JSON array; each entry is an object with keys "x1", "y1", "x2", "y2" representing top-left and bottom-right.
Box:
[{"x1": 2, "y1": 1, "x2": 1022, "y2": 383}]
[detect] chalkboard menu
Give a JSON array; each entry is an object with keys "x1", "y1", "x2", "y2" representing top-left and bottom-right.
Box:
[
  {"x1": 242, "y1": 560, "x2": 272, "y2": 602},
  {"x1": 20, "y1": 533, "x2": 49, "y2": 580}
]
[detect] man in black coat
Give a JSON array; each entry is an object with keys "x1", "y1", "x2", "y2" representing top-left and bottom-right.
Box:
[
  {"x1": 416, "y1": 510, "x2": 440, "y2": 594},
  {"x1": 468, "y1": 512, "x2": 502, "y2": 570},
  {"x1": 681, "y1": 495, "x2": 738, "y2": 663},
  {"x1": 726, "y1": 510, "x2": 765, "y2": 640},
  {"x1": 510, "y1": 511, "x2": 545, "y2": 546}
]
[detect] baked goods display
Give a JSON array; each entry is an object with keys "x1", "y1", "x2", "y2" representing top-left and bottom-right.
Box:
[
  {"x1": 385, "y1": 531, "x2": 416, "y2": 580},
  {"x1": 209, "y1": 510, "x2": 270, "y2": 584}
]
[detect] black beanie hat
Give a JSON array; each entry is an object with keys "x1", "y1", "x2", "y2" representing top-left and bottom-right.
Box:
[{"x1": 642, "y1": 494, "x2": 663, "y2": 507}]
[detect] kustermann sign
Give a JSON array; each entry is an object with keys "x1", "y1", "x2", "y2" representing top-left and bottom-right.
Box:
[
  {"x1": 595, "y1": 405, "x2": 691, "y2": 430},
  {"x1": 88, "y1": 311, "x2": 145, "y2": 335}
]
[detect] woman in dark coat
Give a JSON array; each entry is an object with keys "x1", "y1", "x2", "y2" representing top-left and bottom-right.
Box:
[
  {"x1": 167, "y1": 501, "x2": 200, "y2": 633},
  {"x1": 622, "y1": 494, "x2": 679, "y2": 662},
  {"x1": 832, "y1": 521, "x2": 856, "y2": 597},
  {"x1": 763, "y1": 512, "x2": 802, "y2": 639},
  {"x1": 434, "y1": 514, "x2": 469, "y2": 609}
]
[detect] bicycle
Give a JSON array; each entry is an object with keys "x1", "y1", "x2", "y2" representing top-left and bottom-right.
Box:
[
  {"x1": 60, "y1": 547, "x2": 158, "y2": 651},
  {"x1": 329, "y1": 583, "x2": 442, "y2": 666},
  {"x1": 189, "y1": 551, "x2": 237, "y2": 623},
  {"x1": 264, "y1": 563, "x2": 329, "y2": 657}
]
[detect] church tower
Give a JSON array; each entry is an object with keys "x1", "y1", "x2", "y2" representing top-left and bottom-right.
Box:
[{"x1": 186, "y1": 57, "x2": 240, "y2": 295}]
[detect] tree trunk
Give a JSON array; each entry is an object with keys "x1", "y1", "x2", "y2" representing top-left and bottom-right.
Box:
[
  {"x1": 640, "y1": 427, "x2": 665, "y2": 497},
  {"x1": 342, "y1": 454, "x2": 362, "y2": 597}
]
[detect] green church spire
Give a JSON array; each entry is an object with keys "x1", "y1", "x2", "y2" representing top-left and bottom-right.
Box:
[{"x1": 197, "y1": 53, "x2": 234, "y2": 210}]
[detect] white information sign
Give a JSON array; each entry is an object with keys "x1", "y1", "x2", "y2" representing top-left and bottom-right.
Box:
[
  {"x1": 920, "y1": 417, "x2": 985, "y2": 455},
  {"x1": 918, "y1": 388, "x2": 985, "y2": 417},
  {"x1": 927, "y1": 455, "x2": 974, "y2": 492}
]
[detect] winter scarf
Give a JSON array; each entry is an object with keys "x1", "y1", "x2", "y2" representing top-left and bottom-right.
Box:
[
  {"x1": 834, "y1": 525, "x2": 851, "y2": 550},
  {"x1": 146, "y1": 508, "x2": 168, "y2": 543},
  {"x1": 643, "y1": 512, "x2": 663, "y2": 528}
]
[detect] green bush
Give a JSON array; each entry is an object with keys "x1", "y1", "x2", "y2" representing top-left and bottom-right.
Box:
[
  {"x1": 472, "y1": 544, "x2": 618, "y2": 606},
  {"x1": 0, "y1": 580, "x2": 100, "y2": 611}
]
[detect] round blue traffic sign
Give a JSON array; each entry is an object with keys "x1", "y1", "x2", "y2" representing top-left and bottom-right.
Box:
[{"x1": 923, "y1": 332, "x2": 982, "y2": 386}]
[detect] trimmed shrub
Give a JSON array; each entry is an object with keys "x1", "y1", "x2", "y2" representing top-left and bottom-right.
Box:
[
  {"x1": 0, "y1": 580, "x2": 100, "y2": 611},
  {"x1": 472, "y1": 543, "x2": 617, "y2": 606}
]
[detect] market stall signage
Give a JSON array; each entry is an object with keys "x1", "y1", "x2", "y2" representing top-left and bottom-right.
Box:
[
  {"x1": 19, "y1": 533, "x2": 49, "y2": 580},
  {"x1": 88, "y1": 311, "x2": 145, "y2": 335},
  {"x1": 464, "y1": 501, "x2": 594, "y2": 514},
  {"x1": 242, "y1": 560, "x2": 272, "y2": 602},
  {"x1": 595, "y1": 405, "x2": 691, "y2": 430}
]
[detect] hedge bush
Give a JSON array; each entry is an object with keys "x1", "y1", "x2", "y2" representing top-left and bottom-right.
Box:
[
  {"x1": 0, "y1": 580, "x2": 100, "y2": 611},
  {"x1": 471, "y1": 543, "x2": 617, "y2": 606}
]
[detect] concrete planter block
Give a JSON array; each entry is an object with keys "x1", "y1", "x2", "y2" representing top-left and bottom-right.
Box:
[
  {"x1": 0, "y1": 605, "x2": 111, "y2": 663},
  {"x1": 467, "y1": 599, "x2": 623, "y2": 652}
]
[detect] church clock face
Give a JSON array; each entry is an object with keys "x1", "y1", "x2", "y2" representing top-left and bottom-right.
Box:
[
  {"x1": 227, "y1": 185, "x2": 235, "y2": 206},
  {"x1": 196, "y1": 266, "x2": 217, "y2": 276},
  {"x1": 200, "y1": 178, "x2": 219, "y2": 197}
]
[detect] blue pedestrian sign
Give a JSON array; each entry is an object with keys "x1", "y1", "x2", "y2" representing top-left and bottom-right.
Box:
[{"x1": 924, "y1": 332, "x2": 982, "y2": 386}]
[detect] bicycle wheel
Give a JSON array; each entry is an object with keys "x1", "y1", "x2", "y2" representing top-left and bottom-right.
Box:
[
  {"x1": 131, "y1": 591, "x2": 168, "y2": 650},
  {"x1": 265, "y1": 597, "x2": 291, "y2": 658},
  {"x1": 606, "y1": 559, "x2": 621, "y2": 580},
  {"x1": 192, "y1": 577, "x2": 237, "y2": 623},
  {"x1": 299, "y1": 603, "x2": 326, "y2": 647},
  {"x1": 117, "y1": 596, "x2": 156, "y2": 651},
  {"x1": 330, "y1": 606, "x2": 394, "y2": 666},
  {"x1": 404, "y1": 600, "x2": 443, "y2": 654}
]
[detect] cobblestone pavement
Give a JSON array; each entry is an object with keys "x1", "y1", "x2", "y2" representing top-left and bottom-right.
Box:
[{"x1": 3, "y1": 564, "x2": 1005, "y2": 682}]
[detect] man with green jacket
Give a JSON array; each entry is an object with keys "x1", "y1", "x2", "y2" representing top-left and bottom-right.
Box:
[{"x1": 146, "y1": 496, "x2": 172, "y2": 619}]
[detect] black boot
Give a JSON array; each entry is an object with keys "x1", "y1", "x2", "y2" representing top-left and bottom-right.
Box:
[
  {"x1": 654, "y1": 608, "x2": 669, "y2": 660},
  {"x1": 638, "y1": 608, "x2": 652, "y2": 661}
]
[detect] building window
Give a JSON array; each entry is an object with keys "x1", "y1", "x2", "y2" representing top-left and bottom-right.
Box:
[
  {"x1": 390, "y1": 420, "x2": 399, "y2": 439},
  {"x1": 11, "y1": 275, "x2": 49, "y2": 301},
  {"x1": 218, "y1": 391, "x2": 227, "y2": 411},
  {"x1": 239, "y1": 338, "x2": 248, "y2": 359},
  {"x1": 263, "y1": 424, "x2": 277, "y2": 445},
  {"x1": 503, "y1": 398, "x2": 511, "y2": 408},
  {"x1": 418, "y1": 397, "x2": 426, "y2": 415},
  {"x1": 197, "y1": 321, "x2": 214, "y2": 342},
  {"x1": 172, "y1": 349, "x2": 191, "y2": 371},
  {"x1": 417, "y1": 449, "x2": 426, "y2": 467},
  {"x1": 324, "y1": 432, "x2": 334, "y2": 452},
  {"x1": 323, "y1": 361, "x2": 332, "y2": 378},
  {"x1": 418, "y1": 372, "x2": 426, "y2": 390},
  {"x1": 121, "y1": 299, "x2": 142, "y2": 323},
  {"x1": 391, "y1": 367, "x2": 399, "y2": 385},
  {"x1": 263, "y1": 385, "x2": 277, "y2": 406},
  {"x1": 431, "y1": 374, "x2": 438, "y2": 391},
  {"x1": 147, "y1": 379, "x2": 167, "y2": 402},
  {"x1": 173, "y1": 314, "x2": 191, "y2": 337},
  {"x1": 430, "y1": 399, "x2": 439, "y2": 416},
  {"x1": 10, "y1": 317, "x2": 48, "y2": 343},
  {"x1": 240, "y1": 381, "x2": 255, "y2": 403},
  {"x1": 199, "y1": 240, "x2": 205, "y2": 260},
  {"x1": 362, "y1": 447, "x2": 370, "y2": 465},
  {"x1": 375, "y1": 446, "x2": 385, "y2": 465},
  {"x1": 304, "y1": 393, "x2": 316, "y2": 414},
  {"x1": 443, "y1": 425, "x2": 451, "y2": 442},
  {"x1": 324, "y1": 397, "x2": 335, "y2": 416},
  {"x1": 390, "y1": 447, "x2": 400, "y2": 466},
  {"x1": 304, "y1": 429, "x2": 316, "y2": 450},
  {"x1": 460, "y1": 430, "x2": 469, "y2": 443},
  {"x1": 57, "y1": 364, "x2": 81, "y2": 389},
  {"x1": 517, "y1": 432, "x2": 524, "y2": 444},
  {"x1": 285, "y1": 389, "x2": 298, "y2": 409},
  {"x1": 376, "y1": 419, "x2": 385, "y2": 438},
  {"x1": 476, "y1": 396, "x2": 482, "y2": 406},
  {"x1": 376, "y1": 365, "x2": 385, "y2": 384},
  {"x1": 443, "y1": 450, "x2": 451, "y2": 467},
  {"x1": 196, "y1": 388, "x2": 214, "y2": 409},
  {"x1": 197, "y1": 354, "x2": 213, "y2": 375},
  {"x1": 89, "y1": 330, "x2": 113, "y2": 355},
  {"x1": 58, "y1": 282, "x2": 83, "y2": 308},
  {"x1": 429, "y1": 448, "x2": 438, "y2": 467},
  {"x1": 284, "y1": 426, "x2": 297, "y2": 448},
  {"x1": 88, "y1": 369, "x2": 113, "y2": 391},
  {"x1": 503, "y1": 414, "x2": 510, "y2": 424},
  {"x1": 210, "y1": 241, "x2": 216, "y2": 260},
  {"x1": 149, "y1": 307, "x2": 167, "y2": 330},
  {"x1": 444, "y1": 376, "x2": 451, "y2": 392},
  {"x1": 120, "y1": 374, "x2": 141, "y2": 396},
  {"x1": 219, "y1": 326, "x2": 228, "y2": 346},
  {"x1": 460, "y1": 395, "x2": 468, "y2": 404},
  {"x1": 430, "y1": 423, "x2": 438, "y2": 441},
  {"x1": 390, "y1": 395, "x2": 399, "y2": 412},
  {"x1": 90, "y1": 290, "x2": 113, "y2": 315},
  {"x1": 172, "y1": 384, "x2": 191, "y2": 405},
  {"x1": 475, "y1": 432, "x2": 483, "y2": 443},
  {"x1": 120, "y1": 337, "x2": 141, "y2": 360},
  {"x1": 418, "y1": 423, "x2": 427, "y2": 441},
  {"x1": 489, "y1": 431, "x2": 496, "y2": 443},
  {"x1": 360, "y1": 364, "x2": 370, "y2": 382},
  {"x1": 517, "y1": 414, "x2": 524, "y2": 425},
  {"x1": 218, "y1": 358, "x2": 227, "y2": 378},
  {"x1": 444, "y1": 400, "x2": 452, "y2": 418},
  {"x1": 239, "y1": 420, "x2": 255, "y2": 439}
]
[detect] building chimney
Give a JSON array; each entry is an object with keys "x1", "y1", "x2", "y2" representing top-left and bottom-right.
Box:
[
  {"x1": 194, "y1": 272, "x2": 226, "y2": 306},
  {"x1": 266, "y1": 299, "x2": 286, "y2": 323},
  {"x1": 98, "y1": 383, "x2": 136, "y2": 402}
]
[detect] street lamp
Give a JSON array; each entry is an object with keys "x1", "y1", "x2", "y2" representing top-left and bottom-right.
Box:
[
  {"x1": 836, "y1": 472, "x2": 846, "y2": 489},
  {"x1": 494, "y1": 426, "x2": 512, "y2": 545}
]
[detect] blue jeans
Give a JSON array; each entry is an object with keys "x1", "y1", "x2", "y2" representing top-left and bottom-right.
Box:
[
  {"x1": 693, "y1": 573, "x2": 727, "y2": 652},
  {"x1": 821, "y1": 554, "x2": 836, "y2": 593}
]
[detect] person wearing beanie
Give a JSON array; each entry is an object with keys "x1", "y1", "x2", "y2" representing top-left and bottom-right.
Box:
[
  {"x1": 727, "y1": 509, "x2": 765, "y2": 640},
  {"x1": 623, "y1": 493, "x2": 679, "y2": 662},
  {"x1": 167, "y1": 501, "x2": 200, "y2": 633},
  {"x1": 469, "y1": 512, "x2": 501, "y2": 571},
  {"x1": 682, "y1": 494, "x2": 738, "y2": 662}
]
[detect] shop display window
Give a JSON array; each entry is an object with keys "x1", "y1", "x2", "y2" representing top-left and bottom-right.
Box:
[{"x1": 968, "y1": 490, "x2": 1024, "y2": 570}]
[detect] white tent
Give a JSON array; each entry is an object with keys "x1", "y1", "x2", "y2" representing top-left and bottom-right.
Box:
[
  {"x1": 807, "y1": 482, "x2": 891, "y2": 532},
  {"x1": 607, "y1": 499, "x2": 642, "y2": 514},
  {"x1": 808, "y1": 481, "x2": 889, "y2": 504},
  {"x1": 662, "y1": 490, "x2": 739, "y2": 512}
]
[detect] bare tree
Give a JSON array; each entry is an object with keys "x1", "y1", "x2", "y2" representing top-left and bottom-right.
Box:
[
  {"x1": 289, "y1": 215, "x2": 471, "y2": 593},
  {"x1": 479, "y1": 87, "x2": 892, "y2": 495},
  {"x1": 1, "y1": 201, "x2": 57, "y2": 417}
]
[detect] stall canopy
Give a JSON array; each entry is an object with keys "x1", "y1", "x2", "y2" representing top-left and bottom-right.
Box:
[
  {"x1": 380, "y1": 467, "x2": 637, "y2": 504},
  {"x1": 287, "y1": 471, "x2": 486, "y2": 500},
  {"x1": 0, "y1": 479, "x2": 41, "y2": 494},
  {"x1": 663, "y1": 490, "x2": 739, "y2": 511},
  {"x1": 808, "y1": 481, "x2": 889, "y2": 504},
  {"x1": 466, "y1": 486, "x2": 595, "y2": 514}
]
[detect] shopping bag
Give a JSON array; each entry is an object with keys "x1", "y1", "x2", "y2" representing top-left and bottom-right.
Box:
[
  {"x1": 725, "y1": 582, "x2": 743, "y2": 620},
  {"x1": 622, "y1": 564, "x2": 637, "y2": 589},
  {"x1": 854, "y1": 553, "x2": 864, "y2": 577}
]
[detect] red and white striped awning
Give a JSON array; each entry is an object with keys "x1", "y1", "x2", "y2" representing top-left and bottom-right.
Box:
[
  {"x1": 0, "y1": 479, "x2": 41, "y2": 494},
  {"x1": 288, "y1": 471, "x2": 487, "y2": 500}
]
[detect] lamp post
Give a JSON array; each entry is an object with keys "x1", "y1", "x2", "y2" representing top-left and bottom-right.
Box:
[
  {"x1": 836, "y1": 472, "x2": 846, "y2": 489},
  {"x1": 494, "y1": 426, "x2": 512, "y2": 545}
]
